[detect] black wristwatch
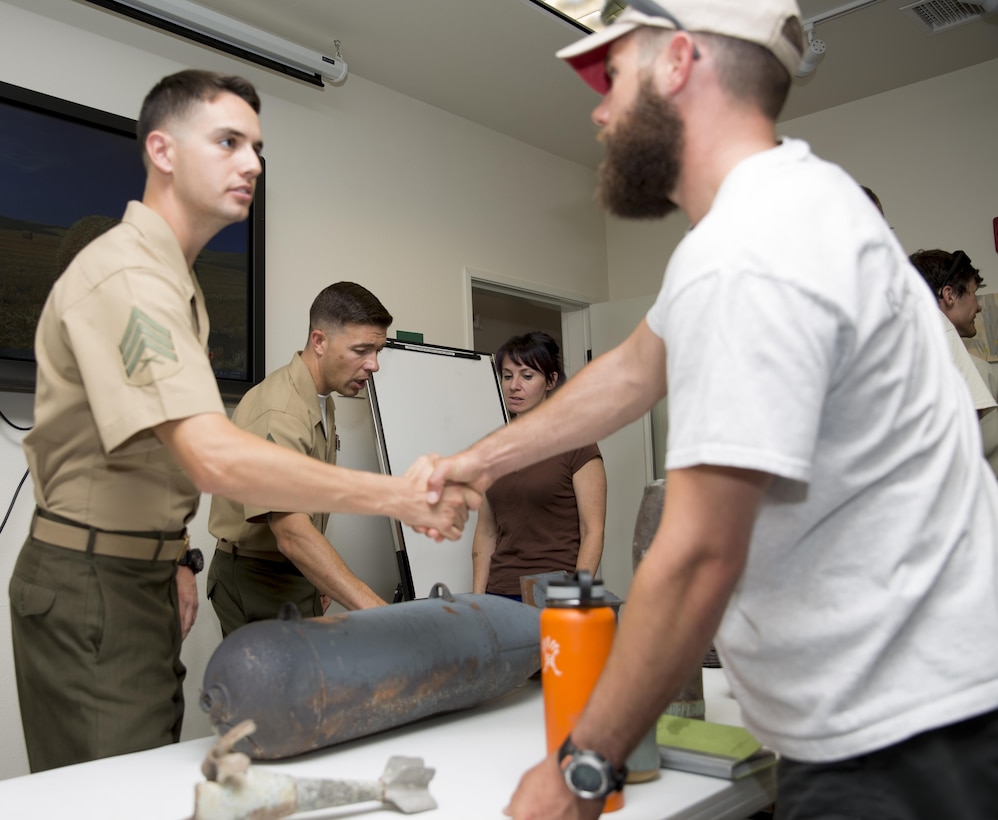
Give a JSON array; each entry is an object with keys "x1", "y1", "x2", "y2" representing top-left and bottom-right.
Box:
[
  {"x1": 178, "y1": 548, "x2": 204, "y2": 574},
  {"x1": 558, "y1": 735, "x2": 627, "y2": 800}
]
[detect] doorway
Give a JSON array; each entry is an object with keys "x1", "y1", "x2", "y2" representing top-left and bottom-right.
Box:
[
  {"x1": 472, "y1": 290, "x2": 563, "y2": 357},
  {"x1": 466, "y1": 271, "x2": 591, "y2": 379}
]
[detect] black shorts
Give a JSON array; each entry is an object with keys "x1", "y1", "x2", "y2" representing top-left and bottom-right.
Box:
[{"x1": 775, "y1": 707, "x2": 998, "y2": 820}]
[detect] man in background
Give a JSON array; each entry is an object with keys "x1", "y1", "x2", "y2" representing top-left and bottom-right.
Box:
[
  {"x1": 428, "y1": 2, "x2": 998, "y2": 818},
  {"x1": 910, "y1": 247, "x2": 998, "y2": 472},
  {"x1": 208, "y1": 282, "x2": 390, "y2": 636},
  {"x1": 11, "y1": 70, "x2": 471, "y2": 773}
]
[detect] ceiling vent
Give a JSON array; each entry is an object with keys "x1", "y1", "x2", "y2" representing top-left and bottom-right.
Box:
[{"x1": 901, "y1": 0, "x2": 998, "y2": 34}]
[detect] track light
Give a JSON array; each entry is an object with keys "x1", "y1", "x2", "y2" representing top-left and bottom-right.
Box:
[
  {"x1": 793, "y1": 0, "x2": 887, "y2": 79},
  {"x1": 795, "y1": 23, "x2": 827, "y2": 78},
  {"x1": 85, "y1": 0, "x2": 347, "y2": 87}
]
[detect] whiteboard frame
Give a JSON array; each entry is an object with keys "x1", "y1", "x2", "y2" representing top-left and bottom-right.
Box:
[{"x1": 367, "y1": 339, "x2": 508, "y2": 599}]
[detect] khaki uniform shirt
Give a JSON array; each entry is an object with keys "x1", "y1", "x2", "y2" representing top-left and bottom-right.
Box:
[
  {"x1": 23, "y1": 201, "x2": 225, "y2": 531},
  {"x1": 208, "y1": 352, "x2": 336, "y2": 553}
]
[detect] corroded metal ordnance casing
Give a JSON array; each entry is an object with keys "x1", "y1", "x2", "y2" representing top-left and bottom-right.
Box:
[
  {"x1": 633, "y1": 479, "x2": 706, "y2": 721},
  {"x1": 200, "y1": 584, "x2": 541, "y2": 759}
]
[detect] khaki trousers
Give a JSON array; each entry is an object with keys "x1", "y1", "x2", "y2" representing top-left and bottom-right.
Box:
[{"x1": 9, "y1": 537, "x2": 184, "y2": 772}]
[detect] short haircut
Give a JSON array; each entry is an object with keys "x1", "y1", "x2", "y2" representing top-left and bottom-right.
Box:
[
  {"x1": 638, "y1": 17, "x2": 804, "y2": 120},
  {"x1": 309, "y1": 281, "x2": 393, "y2": 334},
  {"x1": 635, "y1": 18, "x2": 803, "y2": 120},
  {"x1": 137, "y1": 70, "x2": 261, "y2": 153},
  {"x1": 496, "y1": 331, "x2": 566, "y2": 387},
  {"x1": 909, "y1": 249, "x2": 983, "y2": 299},
  {"x1": 701, "y1": 20, "x2": 802, "y2": 120}
]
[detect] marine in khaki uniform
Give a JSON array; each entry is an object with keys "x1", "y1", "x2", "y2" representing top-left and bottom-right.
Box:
[
  {"x1": 208, "y1": 282, "x2": 391, "y2": 636},
  {"x1": 9, "y1": 70, "x2": 474, "y2": 774}
]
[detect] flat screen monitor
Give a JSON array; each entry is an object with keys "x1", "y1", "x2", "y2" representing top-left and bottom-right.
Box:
[{"x1": 0, "y1": 80, "x2": 265, "y2": 402}]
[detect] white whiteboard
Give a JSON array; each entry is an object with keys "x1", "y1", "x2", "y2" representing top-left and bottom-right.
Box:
[{"x1": 367, "y1": 340, "x2": 508, "y2": 598}]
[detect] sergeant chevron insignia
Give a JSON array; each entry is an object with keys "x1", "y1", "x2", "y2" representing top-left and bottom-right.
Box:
[{"x1": 119, "y1": 307, "x2": 181, "y2": 384}]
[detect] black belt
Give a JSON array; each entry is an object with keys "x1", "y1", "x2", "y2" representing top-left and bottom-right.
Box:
[{"x1": 214, "y1": 539, "x2": 290, "y2": 563}]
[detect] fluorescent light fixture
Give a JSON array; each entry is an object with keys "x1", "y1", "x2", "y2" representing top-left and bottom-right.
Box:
[{"x1": 85, "y1": 0, "x2": 347, "y2": 87}]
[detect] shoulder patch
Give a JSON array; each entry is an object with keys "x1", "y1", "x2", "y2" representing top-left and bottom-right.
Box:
[{"x1": 119, "y1": 307, "x2": 181, "y2": 384}]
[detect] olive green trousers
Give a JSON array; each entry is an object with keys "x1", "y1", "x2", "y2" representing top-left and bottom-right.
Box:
[
  {"x1": 9, "y1": 537, "x2": 184, "y2": 773},
  {"x1": 207, "y1": 549, "x2": 321, "y2": 638}
]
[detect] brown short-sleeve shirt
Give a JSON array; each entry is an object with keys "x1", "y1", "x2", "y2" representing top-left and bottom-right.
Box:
[
  {"x1": 23, "y1": 201, "x2": 226, "y2": 531},
  {"x1": 485, "y1": 444, "x2": 602, "y2": 595},
  {"x1": 208, "y1": 352, "x2": 336, "y2": 553}
]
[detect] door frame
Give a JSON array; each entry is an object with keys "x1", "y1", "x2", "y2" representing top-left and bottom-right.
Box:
[{"x1": 463, "y1": 266, "x2": 593, "y2": 378}]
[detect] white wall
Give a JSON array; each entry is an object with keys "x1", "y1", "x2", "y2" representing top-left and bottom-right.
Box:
[
  {"x1": 0, "y1": 392, "x2": 33, "y2": 781},
  {"x1": 606, "y1": 58, "x2": 998, "y2": 300},
  {"x1": 782, "y1": 58, "x2": 998, "y2": 284},
  {"x1": 0, "y1": 0, "x2": 607, "y2": 780}
]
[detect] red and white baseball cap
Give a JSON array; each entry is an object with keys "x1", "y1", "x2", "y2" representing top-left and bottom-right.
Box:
[{"x1": 557, "y1": 0, "x2": 804, "y2": 94}]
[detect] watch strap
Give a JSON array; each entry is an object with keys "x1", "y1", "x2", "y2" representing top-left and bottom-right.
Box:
[
  {"x1": 178, "y1": 547, "x2": 204, "y2": 574},
  {"x1": 558, "y1": 735, "x2": 627, "y2": 799}
]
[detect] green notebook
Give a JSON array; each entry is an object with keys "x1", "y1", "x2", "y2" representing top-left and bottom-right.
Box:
[{"x1": 656, "y1": 715, "x2": 777, "y2": 780}]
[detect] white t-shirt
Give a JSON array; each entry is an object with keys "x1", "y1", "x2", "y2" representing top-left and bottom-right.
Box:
[
  {"x1": 647, "y1": 138, "x2": 998, "y2": 763},
  {"x1": 942, "y1": 314, "x2": 996, "y2": 413},
  {"x1": 971, "y1": 354, "x2": 998, "y2": 476}
]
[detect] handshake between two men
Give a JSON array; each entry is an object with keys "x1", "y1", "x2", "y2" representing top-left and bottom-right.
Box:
[{"x1": 403, "y1": 449, "x2": 490, "y2": 542}]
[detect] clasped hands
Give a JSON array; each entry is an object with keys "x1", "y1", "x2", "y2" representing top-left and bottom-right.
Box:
[{"x1": 402, "y1": 451, "x2": 488, "y2": 542}]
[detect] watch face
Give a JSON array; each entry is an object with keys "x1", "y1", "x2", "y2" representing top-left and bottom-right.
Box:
[
  {"x1": 568, "y1": 761, "x2": 607, "y2": 797},
  {"x1": 558, "y1": 737, "x2": 625, "y2": 800},
  {"x1": 182, "y1": 548, "x2": 204, "y2": 573}
]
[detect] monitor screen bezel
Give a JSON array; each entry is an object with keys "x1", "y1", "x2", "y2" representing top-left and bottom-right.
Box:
[{"x1": 0, "y1": 79, "x2": 265, "y2": 403}]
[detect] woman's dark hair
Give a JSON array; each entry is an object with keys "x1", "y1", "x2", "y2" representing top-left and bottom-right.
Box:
[{"x1": 496, "y1": 331, "x2": 565, "y2": 387}]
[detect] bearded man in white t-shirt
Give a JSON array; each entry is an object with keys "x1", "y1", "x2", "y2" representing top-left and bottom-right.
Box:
[{"x1": 427, "y1": 2, "x2": 998, "y2": 819}]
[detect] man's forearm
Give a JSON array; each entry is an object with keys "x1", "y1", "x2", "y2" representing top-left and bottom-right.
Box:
[
  {"x1": 158, "y1": 414, "x2": 472, "y2": 539},
  {"x1": 272, "y1": 515, "x2": 386, "y2": 610},
  {"x1": 568, "y1": 466, "x2": 767, "y2": 766},
  {"x1": 570, "y1": 543, "x2": 739, "y2": 766},
  {"x1": 162, "y1": 415, "x2": 398, "y2": 514}
]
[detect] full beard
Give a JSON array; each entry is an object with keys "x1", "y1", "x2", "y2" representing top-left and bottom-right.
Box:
[{"x1": 597, "y1": 79, "x2": 684, "y2": 220}]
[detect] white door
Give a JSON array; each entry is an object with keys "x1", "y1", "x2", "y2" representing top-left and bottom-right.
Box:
[
  {"x1": 589, "y1": 294, "x2": 658, "y2": 600},
  {"x1": 324, "y1": 396, "x2": 402, "y2": 603}
]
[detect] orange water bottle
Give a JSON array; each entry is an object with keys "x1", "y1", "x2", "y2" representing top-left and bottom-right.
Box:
[{"x1": 541, "y1": 571, "x2": 625, "y2": 813}]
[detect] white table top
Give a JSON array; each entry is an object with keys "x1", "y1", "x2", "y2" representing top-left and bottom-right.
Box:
[{"x1": 0, "y1": 669, "x2": 775, "y2": 820}]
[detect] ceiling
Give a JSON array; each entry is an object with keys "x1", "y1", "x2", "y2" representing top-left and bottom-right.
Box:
[{"x1": 92, "y1": 0, "x2": 998, "y2": 168}]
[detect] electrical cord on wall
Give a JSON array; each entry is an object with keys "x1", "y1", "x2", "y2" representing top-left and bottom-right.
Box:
[{"x1": 1, "y1": 408, "x2": 32, "y2": 537}]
